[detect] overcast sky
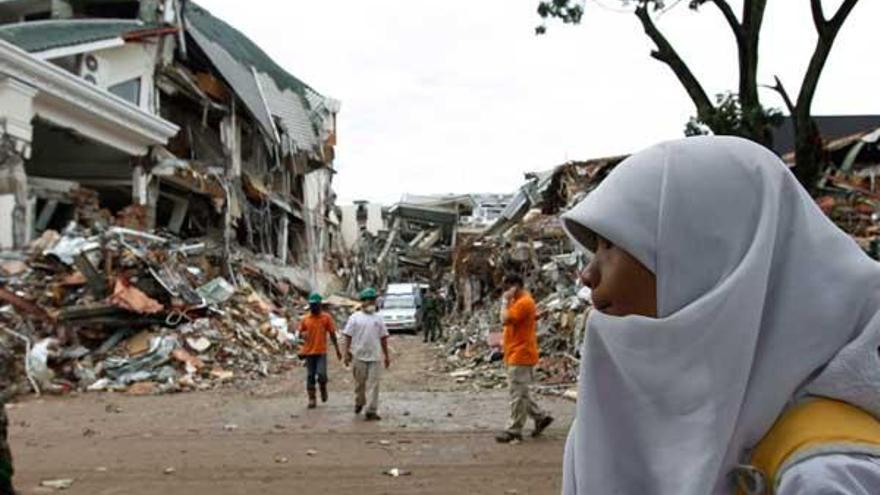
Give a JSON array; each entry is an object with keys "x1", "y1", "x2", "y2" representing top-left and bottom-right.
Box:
[{"x1": 195, "y1": 0, "x2": 879, "y2": 205}]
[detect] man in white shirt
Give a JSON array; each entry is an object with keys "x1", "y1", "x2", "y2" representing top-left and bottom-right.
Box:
[{"x1": 343, "y1": 287, "x2": 391, "y2": 421}]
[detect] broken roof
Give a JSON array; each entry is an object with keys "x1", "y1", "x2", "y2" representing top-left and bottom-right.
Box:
[
  {"x1": 256, "y1": 71, "x2": 320, "y2": 154},
  {"x1": 184, "y1": 2, "x2": 313, "y2": 101},
  {"x1": 388, "y1": 204, "x2": 460, "y2": 226},
  {"x1": 398, "y1": 194, "x2": 476, "y2": 212},
  {"x1": 184, "y1": 2, "x2": 333, "y2": 158},
  {"x1": 772, "y1": 115, "x2": 880, "y2": 156},
  {"x1": 0, "y1": 18, "x2": 147, "y2": 53}
]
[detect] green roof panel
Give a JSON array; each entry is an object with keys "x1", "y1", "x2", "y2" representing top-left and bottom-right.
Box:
[
  {"x1": 0, "y1": 19, "x2": 146, "y2": 53},
  {"x1": 184, "y1": 2, "x2": 318, "y2": 104}
]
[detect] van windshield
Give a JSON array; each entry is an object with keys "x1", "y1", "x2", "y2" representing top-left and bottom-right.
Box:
[{"x1": 383, "y1": 296, "x2": 415, "y2": 309}]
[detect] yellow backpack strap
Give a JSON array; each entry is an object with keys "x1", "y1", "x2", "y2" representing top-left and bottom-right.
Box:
[{"x1": 736, "y1": 398, "x2": 880, "y2": 494}]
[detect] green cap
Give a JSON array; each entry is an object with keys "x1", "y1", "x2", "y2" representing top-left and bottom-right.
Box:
[
  {"x1": 359, "y1": 287, "x2": 378, "y2": 301},
  {"x1": 308, "y1": 293, "x2": 323, "y2": 304}
]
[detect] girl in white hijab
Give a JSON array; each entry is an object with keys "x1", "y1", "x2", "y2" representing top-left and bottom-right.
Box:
[{"x1": 560, "y1": 136, "x2": 880, "y2": 494}]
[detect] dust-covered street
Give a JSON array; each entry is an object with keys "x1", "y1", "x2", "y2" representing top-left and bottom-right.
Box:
[{"x1": 8, "y1": 336, "x2": 574, "y2": 495}]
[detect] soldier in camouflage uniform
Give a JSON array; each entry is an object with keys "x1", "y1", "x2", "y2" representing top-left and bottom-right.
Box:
[
  {"x1": 421, "y1": 287, "x2": 443, "y2": 343},
  {"x1": 0, "y1": 345, "x2": 16, "y2": 495}
]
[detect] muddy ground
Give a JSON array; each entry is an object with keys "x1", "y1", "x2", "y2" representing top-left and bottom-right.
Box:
[{"x1": 7, "y1": 335, "x2": 575, "y2": 494}]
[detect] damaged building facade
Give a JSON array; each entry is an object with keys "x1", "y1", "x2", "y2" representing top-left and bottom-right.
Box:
[{"x1": 0, "y1": 0, "x2": 342, "y2": 289}]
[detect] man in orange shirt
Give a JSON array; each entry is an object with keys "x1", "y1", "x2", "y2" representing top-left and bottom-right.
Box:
[
  {"x1": 299, "y1": 293, "x2": 342, "y2": 409},
  {"x1": 496, "y1": 273, "x2": 554, "y2": 443}
]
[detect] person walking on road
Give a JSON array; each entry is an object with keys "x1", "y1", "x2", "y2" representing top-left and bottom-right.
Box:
[
  {"x1": 422, "y1": 287, "x2": 443, "y2": 343},
  {"x1": 298, "y1": 293, "x2": 342, "y2": 409},
  {"x1": 343, "y1": 288, "x2": 391, "y2": 421},
  {"x1": 495, "y1": 273, "x2": 553, "y2": 443}
]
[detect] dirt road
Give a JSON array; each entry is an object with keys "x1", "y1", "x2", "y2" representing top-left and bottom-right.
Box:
[{"x1": 8, "y1": 335, "x2": 574, "y2": 494}]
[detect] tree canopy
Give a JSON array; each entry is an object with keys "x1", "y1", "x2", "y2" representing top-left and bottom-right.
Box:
[{"x1": 537, "y1": 0, "x2": 862, "y2": 188}]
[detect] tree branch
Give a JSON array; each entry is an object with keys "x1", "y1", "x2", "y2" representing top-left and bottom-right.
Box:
[
  {"x1": 737, "y1": 0, "x2": 766, "y2": 109},
  {"x1": 810, "y1": 0, "x2": 826, "y2": 33},
  {"x1": 634, "y1": 4, "x2": 714, "y2": 119},
  {"x1": 828, "y1": 0, "x2": 859, "y2": 32},
  {"x1": 797, "y1": 0, "x2": 861, "y2": 113},
  {"x1": 764, "y1": 76, "x2": 795, "y2": 115},
  {"x1": 710, "y1": 0, "x2": 742, "y2": 42}
]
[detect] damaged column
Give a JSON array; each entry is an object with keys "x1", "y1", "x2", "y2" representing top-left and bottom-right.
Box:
[
  {"x1": 131, "y1": 158, "x2": 160, "y2": 229},
  {"x1": 0, "y1": 77, "x2": 36, "y2": 248},
  {"x1": 220, "y1": 107, "x2": 241, "y2": 280}
]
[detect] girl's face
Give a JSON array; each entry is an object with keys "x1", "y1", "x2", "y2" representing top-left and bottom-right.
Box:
[{"x1": 581, "y1": 236, "x2": 657, "y2": 318}]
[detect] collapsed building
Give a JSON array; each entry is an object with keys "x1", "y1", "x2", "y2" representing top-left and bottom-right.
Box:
[
  {"x1": 438, "y1": 157, "x2": 625, "y2": 397},
  {"x1": 442, "y1": 129, "x2": 880, "y2": 397},
  {"x1": 792, "y1": 126, "x2": 880, "y2": 258},
  {"x1": 0, "y1": 0, "x2": 342, "y2": 290},
  {"x1": 0, "y1": 0, "x2": 353, "y2": 398}
]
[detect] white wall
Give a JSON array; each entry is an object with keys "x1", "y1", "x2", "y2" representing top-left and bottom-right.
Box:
[
  {"x1": 0, "y1": 194, "x2": 14, "y2": 249},
  {"x1": 340, "y1": 202, "x2": 385, "y2": 249},
  {"x1": 84, "y1": 42, "x2": 159, "y2": 112}
]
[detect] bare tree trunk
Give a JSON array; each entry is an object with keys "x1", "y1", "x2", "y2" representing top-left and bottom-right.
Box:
[
  {"x1": 736, "y1": 0, "x2": 770, "y2": 145},
  {"x1": 792, "y1": 0, "x2": 860, "y2": 188}
]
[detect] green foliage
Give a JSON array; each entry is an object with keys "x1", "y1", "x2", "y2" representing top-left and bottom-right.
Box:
[
  {"x1": 684, "y1": 92, "x2": 783, "y2": 144},
  {"x1": 536, "y1": 0, "x2": 585, "y2": 35}
]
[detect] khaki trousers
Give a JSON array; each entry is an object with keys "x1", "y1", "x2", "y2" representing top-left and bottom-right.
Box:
[
  {"x1": 506, "y1": 365, "x2": 547, "y2": 435},
  {"x1": 352, "y1": 360, "x2": 382, "y2": 414}
]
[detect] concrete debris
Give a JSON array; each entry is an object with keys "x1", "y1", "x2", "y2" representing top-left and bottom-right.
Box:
[
  {"x1": 425, "y1": 159, "x2": 623, "y2": 394},
  {"x1": 0, "y1": 0, "x2": 351, "y2": 402},
  {"x1": 186, "y1": 336, "x2": 212, "y2": 353},
  {"x1": 196, "y1": 278, "x2": 236, "y2": 305},
  {"x1": 383, "y1": 468, "x2": 412, "y2": 477},
  {"x1": 39, "y1": 478, "x2": 75, "y2": 490},
  {"x1": 814, "y1": 126, "x2": 880, "y2": 259},
  {"x1": 0, "y1": 221, "x2": 359, "y2": 399},
  {"x1": 108, "y1": 277, "x2": 164, "y2": 315}
]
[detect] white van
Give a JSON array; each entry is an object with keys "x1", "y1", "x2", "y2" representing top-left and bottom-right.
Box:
[{"x1": 380, "y1": 283, "x2": 427, "y2": 333}]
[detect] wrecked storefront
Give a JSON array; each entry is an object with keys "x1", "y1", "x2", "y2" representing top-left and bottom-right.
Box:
[{"x1": 0, "y1": 1, "x2": 350, "y2": 398}]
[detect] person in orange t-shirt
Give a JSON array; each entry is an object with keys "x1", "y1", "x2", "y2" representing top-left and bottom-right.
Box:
[
  {"x1": 299, "y1": 293, "x2": 342, "y2": 409},
  {"x1": 496, "y1": 273, "x2": 554, "y2": 443}
]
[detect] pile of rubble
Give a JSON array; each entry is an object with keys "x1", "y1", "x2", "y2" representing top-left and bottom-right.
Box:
[
  {"x1": 428, "y1": 157, "x2": 630, "y2": 398},
  {"x1": 441, "y1": 287, "x2": 588, "y2": 397},
  {"x1": 437, "y1": 132, "x2": 880, "y2": 401},
  {"x1": 0, "y1": 222, "x2": 354, "y2": 398},
  {"x1": 789, "y1": 127, "x2": 880, "y2": 258},
  {"x1": 441, "y1": 222, "x2": 600, "y2": 396}
]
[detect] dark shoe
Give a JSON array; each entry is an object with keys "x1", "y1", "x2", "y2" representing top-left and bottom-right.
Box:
[
  {"x1": 532, "y1": 416, "x2": 554, "y2": 437},
  {"x1": 307, "y1": 388, "x2": 317, "y2": 409},
  {"x1": 319, "y1": 383, "x2": 328, "y2": 403},
  {"x1": 365, "y1": 412, "x2": 382, "y2": 421},
  {"x1": 354, "y1": 404, "x2": 363, "y2": 414},
  {"x1": 495, "y1": 431, "x2": 522, "y2": 443}
]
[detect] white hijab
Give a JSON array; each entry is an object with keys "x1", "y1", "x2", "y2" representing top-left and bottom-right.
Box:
[{"x1": 560, "y1": 136, "x2": 880, "y2": 494}]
